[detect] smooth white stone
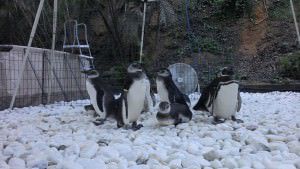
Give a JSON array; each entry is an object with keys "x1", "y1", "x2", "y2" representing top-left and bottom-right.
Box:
[
  {"x1": 77, "y1": 158, "x2": 106, "y2": 169},
  {"x1": 222, "y1": 158, "x2": 238, "y2": 169},
  {"x1": 210, "y1": 160, "x2": 223, "y2": 169},
  {"x1": 3, "y1": 142, "x2": 26, "y2": 157},
  {"x1": 79, "y1": 141, "x2": 99, "y2": 158},
  {"x1": 168, "y1": 159, "x2": 182, "y2": 169},
  {"x1": 57, "y1": 160, "x2": 84, "y2": 169},
  {"x1": 8, "y1": 157, "x2": 26, "y2": 169},
  {"x1": 26, "y1": 152, "x2": 48, "y2": 169}
]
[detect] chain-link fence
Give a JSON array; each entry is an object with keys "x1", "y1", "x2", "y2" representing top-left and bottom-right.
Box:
[{"x1": 0, "y1": 45, "x2": 88, "y2": 110}]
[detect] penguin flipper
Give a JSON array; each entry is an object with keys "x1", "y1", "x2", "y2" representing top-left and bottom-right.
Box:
[
  {"x1": 193, "y1": 87, "x2": 210, "y2": 111},
  {"x1": 124, "y1": 75, "x2": 133, "y2": 90},
  {"x1": 237, "y1": 92, "x2": 242, "y2": 112},
  {"x1": 96, "y1": 90, "x2": 104, "y2": 112}
]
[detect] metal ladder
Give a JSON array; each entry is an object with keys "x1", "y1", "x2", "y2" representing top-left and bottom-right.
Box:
[{"x1": 63, "y1": 20, "x2": 95, "y2": 69}]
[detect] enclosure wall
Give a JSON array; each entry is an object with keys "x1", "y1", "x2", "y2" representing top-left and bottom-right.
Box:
[{"x1": 0, "y1": 45, "x2": 88, "y2": 110}]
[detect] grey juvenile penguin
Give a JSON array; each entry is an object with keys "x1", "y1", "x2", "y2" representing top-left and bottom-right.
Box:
[{"x1": 156, "y1": 101, "x2": 192, "y2": 126}]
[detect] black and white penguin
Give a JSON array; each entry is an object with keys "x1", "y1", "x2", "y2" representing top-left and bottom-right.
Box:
[
  {"x1": 141, "y1": 67, "x2": 155, "y2": 113},
  {"x1": 156, "y1": 68, "x2": 191, "y2": 106},
  {"x1": 121, "y1": 62, "x2": 148, "y2": 130},
  {"x1": 193, "y1": 67, "x2": 242, "y2": 124},
  {"x1": 81, "y1": 69, "x2": 124, "y2": 126},
  {"x1": 156, "y1": 101, "x2": 192, "y2": 126}
]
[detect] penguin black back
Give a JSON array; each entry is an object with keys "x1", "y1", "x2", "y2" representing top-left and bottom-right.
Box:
[
  {"x1": 157, "y1": 68, "x2": 189, "y2": 106},
  {"x1": 193, "y1": 67, "x2": 235, "y2": 111}
]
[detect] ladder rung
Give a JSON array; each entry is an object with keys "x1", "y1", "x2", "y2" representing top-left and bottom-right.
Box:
[
  {"x1": 63, "y1": 45, "x2": 90, "y2": 48},
  {"x1": 79, "y1": 54, "x2": 94, "y2": 59}
]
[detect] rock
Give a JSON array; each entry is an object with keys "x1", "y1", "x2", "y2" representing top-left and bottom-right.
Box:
[
  {"x1": 209, "y1": 131, "x2": 232, "y2": 141},
  {"x1": 77, "y1": 158, "x2": 106, "y2": 169},
  {"x1": 210, "y1": 160, "x2": 223, "y2": 169},
  {"x1": 187, "y1": 143, "x2": 200, "y2": 155},
  {"x1": 147, "y1": 158, "x2": 160, "y2": 168},
  {"x1": 199, "y1": 158, "x2": 211, "y2": 167},
  {"x1": 129, "y1": 164, "x2": 151, "y2": 169},
  {"x1": 168, "y1": 159, "x2": 181, "y2": 169},
  {"x1": 238, "y1": 158, "x2": 252, "y2": 168},
  {"x1": 245, "y1": 133, "x2": 270, "y2": 151},
  {"x1": 203, "y1": 167, "x2": 213, "y2": 169},
  {"x1": 266, "y1": 135, "x2": 287, "y2": 142},
  {"x1": 0, "y1": 161, "x2": 9, "y2": 169},
  {"x1": 80, "y1": 141, "x2": 99, "y2": 158},
  {"x1": 57, "y1": 160, "x2": 84, "y2": 169},
  {"x1": 246, "y1": 125, "x2": 258, "y2": 131},
  {"x1": 8, "y1": 157, "x2": 26, "y2": 169},
  {"x1": 203, "y1": 150, "x2": 221, "y2": 161},
  {"x1": 26, "y1": 152, "x2": 48, "y2": 169},
  {"x1": 199, "y1": 137, "x2": 216, "y2": 147},
  {"x1": 149, "y1": 149, "x2": 168, "y2": 162},
  {"x1": 287, "y1": 141, "x2": 300, "y2": 156},
  {"x1": 98, "y1": 146, "x2": 119, "y2": 160},
  {"x1": 276, "y1": 164, "x2": 296, "y2": 169},
  {"x1": 113, "y1": 144, "x2": 137, "y2": 162},
  {"x1": 64, "y1": 143, "x2": 80, "y2": 157},
  {"x1": 3, "y1": 142, "x2": 26, "y2": 157},
  {"x1": 294, "y1": 159, "x2": 300, "y2": 169},
  {"x1": 222, "y1": 158, "x2": 238, "y2": 169},
  {"x1": 46, "y1": 147, "x2": 63, "y2": 164},
  {"x1": 268, "y1": 142, "x2": 289, "y2": 152},
  {"x1": 252, "y1": 161, "x2": 265, "y2": 169},
  {"x1": 182, "y1": 156, "x2": 202, "y2": 168}
]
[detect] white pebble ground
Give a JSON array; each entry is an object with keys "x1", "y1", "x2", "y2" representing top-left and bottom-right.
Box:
[{"x1": 0, "y1": 92, "x2": 299, "y2": 169}]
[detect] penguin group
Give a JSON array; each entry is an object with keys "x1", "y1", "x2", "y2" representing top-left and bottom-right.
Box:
[{"x1": 81, "y1": 62, "x2": 243, "y2": 130}]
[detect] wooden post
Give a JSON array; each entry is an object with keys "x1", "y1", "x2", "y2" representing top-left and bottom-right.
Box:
[
  {"x1": 10, "y1": 0, "x2": 45, "y2": 109},
  {"x1": 290, "y1": 0, "x2": 300, "y2": 47},
  {"x1": 139, "y1": 1, "x2": 147, "y2": 63},
  {"x1": 47, "y1": 0, "x2": 58, "y2": 103}
]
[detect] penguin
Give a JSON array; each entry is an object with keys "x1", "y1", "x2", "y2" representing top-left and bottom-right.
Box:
[
  {"x1": 193, "y1": 67, "x2": 243, "y2": 124},
  {"x1": 156, "y1": 101, "x2": 192, "y2": 126},
  {"x1": 141, "y1": 67, "x2": 155, "y2": 113},
  {"x1": 121, "y1": 62, "x2": 148, "y2": 130},
  {"x1": 156, "y1": 68, "x2": 191, "y2": 107},
  {"x1": 81, "y1": 69, "x2": 124, "y2": 126}
]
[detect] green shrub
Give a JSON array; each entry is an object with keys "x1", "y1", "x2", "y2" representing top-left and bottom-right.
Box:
[{"x1": 279, "y1": 52, "x2": 300, "y2": 80}]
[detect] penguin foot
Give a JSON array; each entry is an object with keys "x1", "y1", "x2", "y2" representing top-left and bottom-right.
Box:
[
  {"x1": 84, "y1": 105, "x2": 94, "y2": 111},
  {"x1": 212, "y1": 117, "x2": 225, "y2": 125},
  {"x1": 174, "y1": 118, "x2": 183, "y2": 126},
  {"x1": 232, "y1": 116, "x2": 244, "y2": 123},
  {"x1": 93, "y1": 119, "x2": 105, "y2": 126},
  {"x1": 132, "y1": 122, "x2": 143, "y2": 131}
]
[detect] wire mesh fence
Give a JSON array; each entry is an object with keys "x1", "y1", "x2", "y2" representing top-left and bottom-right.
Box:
[{"x1": 0, "y1": 45, "x2": 89, "y2": 110}]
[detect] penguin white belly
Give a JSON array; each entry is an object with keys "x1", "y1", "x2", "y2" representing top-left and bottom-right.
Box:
[
  {"x1": 158, "y1": 118, "x2": 176, "y2": 126},
  {"x1": 213, "y1": 84, "x2": 239, "y2": 119},
  {"x1": 156, "y1": 79, "x2": 169, "y2": 102},
  {"x1": 144, "y1": 79, "x2": 154, "y2": 112},
  {"x1": 125, "y1": 79, "x2": 147, "y2": 123},
  {"x1": 86, "y1": 80, "x2": 104, "y2": 118}
]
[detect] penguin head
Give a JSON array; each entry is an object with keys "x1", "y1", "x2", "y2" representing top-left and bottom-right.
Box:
[
  {"x1": 127, "y1": 62, "x2": 143, "y2": 73},
  {"x1": 157, "y1": 68, "x2": 171, "y2": 78},
  {"x1": 81, "y1": 69, "x2": 99, "y2": 78},
  {"x1": 217, "y1": 67, "x2": 234, "y2": 77},
  {"x1": 158, "y1": 101, "x2": 171, "y2": 114}
]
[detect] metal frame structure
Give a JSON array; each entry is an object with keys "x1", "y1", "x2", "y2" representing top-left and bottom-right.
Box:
[
  {"x1": 9, "y1": 0, "x2": 93, "y2": 109},
  {"x1": 63, "y1": 20, "x2": 95, "y2": 69}
]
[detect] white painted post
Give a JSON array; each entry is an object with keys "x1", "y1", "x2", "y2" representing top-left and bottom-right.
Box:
[
  {"x1": 139, "y1": 1, "x2": 147, "y2": 63},
  {"x1": 47, "y1": 0, "x2": 58, "y2": 104},
  {"x1": 10, "y1": 0, "x2": 45, "y2": 109},
  {"x1": 290, "y1": 0, "x2": 300, "y2": 47}
]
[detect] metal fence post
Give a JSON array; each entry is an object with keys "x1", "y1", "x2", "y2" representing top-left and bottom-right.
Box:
[{"x1": 9, "y1": 0, "x2": 45, "y2": 109}]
